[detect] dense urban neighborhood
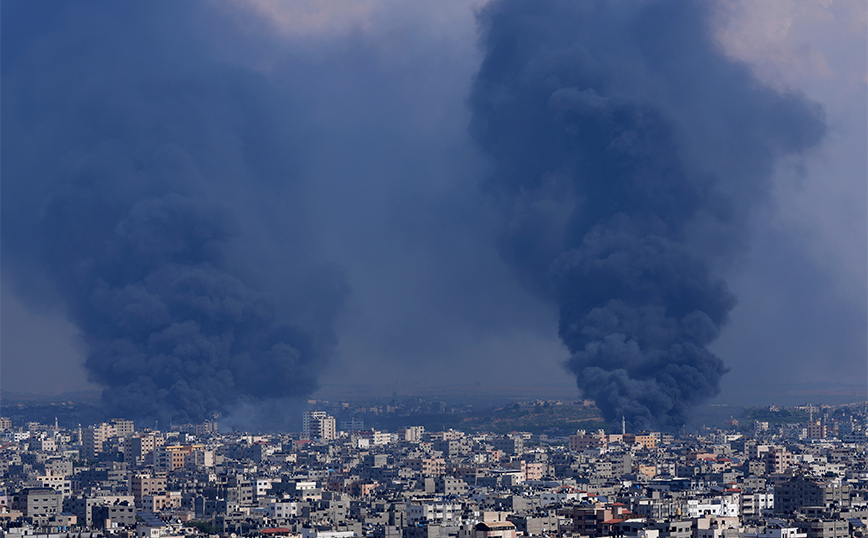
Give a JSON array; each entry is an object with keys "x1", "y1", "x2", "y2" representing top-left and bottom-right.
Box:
[{"x1": 1, "y1": 402, "x2": 867, "y2": 538}]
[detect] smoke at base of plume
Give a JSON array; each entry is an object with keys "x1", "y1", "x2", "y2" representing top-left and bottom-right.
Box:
[
  {"x1": 38, "y1": 179, "x2": 327, "y2": 426},
  {"x1": 470, "y1": 0, "x2": 825, "y2": 430}
]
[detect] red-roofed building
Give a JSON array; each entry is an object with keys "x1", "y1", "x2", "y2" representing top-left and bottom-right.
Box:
[{"x1": 262, "y1": 528, "x2": 293, "y2": 535}]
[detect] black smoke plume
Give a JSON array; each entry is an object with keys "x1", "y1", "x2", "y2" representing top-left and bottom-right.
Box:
[
  {"x1": 1, "y1": 2, "x2": 344, "y2": 427},
  {"x1": 470, "y1": 0, "x2": 825, "y2": 430}
]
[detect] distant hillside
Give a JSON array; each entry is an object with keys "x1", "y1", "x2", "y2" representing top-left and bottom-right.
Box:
[{"x1": 0, "y1": 389, "x2": 102, "y2": 403}]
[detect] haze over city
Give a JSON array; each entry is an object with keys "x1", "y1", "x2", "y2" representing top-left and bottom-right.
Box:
[{"x1": 1, "y1": 0, "x2": 866, "y2": 431}]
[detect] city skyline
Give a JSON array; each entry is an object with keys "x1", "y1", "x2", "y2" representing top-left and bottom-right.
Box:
[{"x1": 2, "y1": 399, "x2": 866, "y2": 536}]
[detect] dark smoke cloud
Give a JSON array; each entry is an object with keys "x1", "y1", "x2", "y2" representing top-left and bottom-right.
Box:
[
  {"x1": 3, "y1": 0, "x2": 558, "y2": 424},
  {"x1": 1, "y1": 1, "x2": 344, "y2": 427},
  {"x1": 3, "y1": 0, "x2": 856, "y2": 430},
  {"x1": 470, "y1": 0, "x2": 825, "y2": 429}
]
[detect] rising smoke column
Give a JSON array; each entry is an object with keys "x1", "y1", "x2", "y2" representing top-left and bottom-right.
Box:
[
  {"x1": 1, "y1": 2, "x2": 342, "y2": 426},
  {"x1": 470, "y1": 0, "x2": 825, "y2": 430},
  {"x1": 51, "y1": 192, "x2": 323, "y2": 425}
]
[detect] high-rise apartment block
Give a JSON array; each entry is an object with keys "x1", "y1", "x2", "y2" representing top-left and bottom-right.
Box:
[
  {"x1": 82, "y1": 419, "x2": 136, "y2": 459},
  {"x1": 123, "y1": 434, "x2": 165, "y2": 466},
  {"x1": 82, "y1": 423, "x2": 114, "y2": 460},
  {"x1": 302, "y1": 411, "x2": 336, "y2": 441}
]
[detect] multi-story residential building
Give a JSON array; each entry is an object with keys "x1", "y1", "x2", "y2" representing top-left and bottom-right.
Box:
[
  {"x1": 266, "y1": 500, "x2": 299, "y2": 520},
  {"x1": 741, "y1": 491, "x2": 775, "y2": 518},
  {"x1": 634, "y1": 433, "x2": 659, "y2": 450},
  {"x1": 13, "y1": 488, "x2": 63, "y2": 519},
  {"x1": 129, "y1": 473, "x2": 167, "y2": 505},
  {"x1": 433, "y1": 439, "x2": 468, "y2": 458},
  {"x1": 399, "y1": 426, "x2": 424, "y2": 442},
  {"x1": 36, "y1": 471, "x2": 71, "y2": 498},
  {"x1": 569, "y1": 430, "x2": 605, "y2": 452},
  {"x1": 140, "y1": 491, "x2": 182, "y2": 513},
  {"x1": 797, "y1": 518, "x2": 850, "y2": 538},
  {"x1": 91, "y1": 501, "x2": 136, "y2": 528},
  {"x1": 491, "y1": 436, "x2": 523, "y2": 455},
  {"x1": 417, "y1": 457, "x2": 446, "y2": 476},
  {"x1": 516, "y1": 460, "x2": 545, "y2": 481},
  {"x1": 123, "y1": 434, "x2": 164, "y2": 465},
  {"x1": 62, "y1": 495, "x2": 135, "y2": 527},
  {"x1": 406, "y1": 500, "x2": 461, "y2": 525},
  {"x1": 110, "y1": 419, "x2": 135, "y2": 437},
  {"x1": 472, "y1": 521, "x2": 517, "y2": 538},
  {"x1": 765, "y1": 446, "x2": 793, "y2": 474},
  {"x1": 559, "y1": 502, "x2": 636, "y2": 537},
  {"x1": 82, "y1": 423, "x2": 115, "y2": 460},
  {"x1": 154, "y1": 444, "x2": 202, "y2": 471},
  {"x1": 774, "y1": 477, "x2": 851, "y2": 515},
  {"x1": 31, "y1": 438, "x2": 56, "y2": 453},
  {"x1": 303, "y1": 411, "x2": 337, "y2": 441},
  {"x1": 806, "y1": 422, "x2": 827, "y2": 440}
]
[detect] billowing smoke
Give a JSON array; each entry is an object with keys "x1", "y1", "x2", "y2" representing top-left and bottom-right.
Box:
[
  {"x1": 1, "y1": 2, "x2": 344, "y2": 427},
  {"x1": 470, "y1": 0, "x2": 825, "y2": 429},
  {"x1": 52, "y1": 193, "x2": 323, "y2": 425}
]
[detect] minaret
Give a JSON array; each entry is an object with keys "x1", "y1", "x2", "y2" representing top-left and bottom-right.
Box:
[{"x1": 622, "y1": 416, "x2": 626, "y2": 436}]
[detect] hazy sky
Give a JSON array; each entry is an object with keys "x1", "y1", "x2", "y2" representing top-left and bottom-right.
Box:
[{"x1": 1, "y1": 0, "x2": 865, "y2": 415}]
